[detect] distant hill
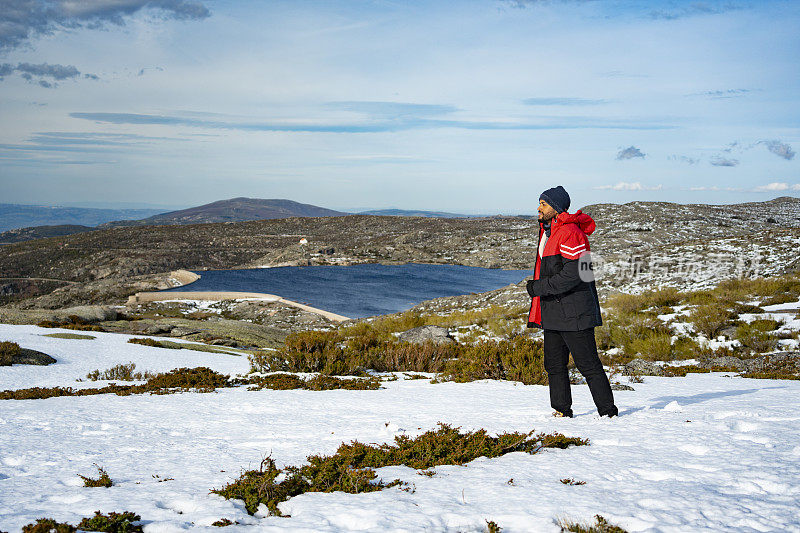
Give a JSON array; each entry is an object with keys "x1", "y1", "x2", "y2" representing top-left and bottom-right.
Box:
[
  {"x1": 357, "y1": 209, "x2": 474, "y2": 218},
  {"x1": 0, "y1": 224, "x2": 95, "y2": 244},
  {"x1": 102, "y1": 198, "x2": 348, "y2": 227},
  {"x1": 0, "y1": 204, "x2": 166, "y2": 233}
]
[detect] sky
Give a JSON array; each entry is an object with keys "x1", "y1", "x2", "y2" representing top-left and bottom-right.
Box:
[{"x1": 1, "y1": 0, "x2": 799, "y2": 215}]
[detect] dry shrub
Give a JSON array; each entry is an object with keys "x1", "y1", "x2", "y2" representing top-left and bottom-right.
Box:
[
  {"x1": 0, "y1": 341, "x2": 21, "y2": 366},
  {"x1": 86, "y1": 363, "x2": 155, "y2": 381},
  {"x1": 688, "y1": 304, "x2": 738, "y2": 338},
  {"x1": 735, "y1": 319, "x2": 780, "y2": 353}
]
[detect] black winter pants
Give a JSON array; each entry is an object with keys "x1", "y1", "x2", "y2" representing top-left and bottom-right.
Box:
[{"x1": 543, "y1": 328, "x2": 617, "y2": 416}]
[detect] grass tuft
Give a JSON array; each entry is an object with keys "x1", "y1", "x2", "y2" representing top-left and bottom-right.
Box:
[{"x1": 42, "y1": 333, "x2": 96, "y2": 340}]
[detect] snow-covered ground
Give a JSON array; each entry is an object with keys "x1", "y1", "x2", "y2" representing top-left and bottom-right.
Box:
[{"x1": 2, "y1": 324, "x2": 800, "y2": 532}]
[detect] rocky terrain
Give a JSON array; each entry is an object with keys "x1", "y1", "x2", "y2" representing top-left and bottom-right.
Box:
[{"x1": 1, "y1": 196, "x2": 798, "y2": 309}]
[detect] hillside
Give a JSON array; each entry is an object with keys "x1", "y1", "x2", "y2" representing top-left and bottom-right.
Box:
[
  {"x1": 0, "y1": 204, "x2": 165, "y2": 233},
  {"x1": 102, "y1": 197, "x2": 347, "y2": 227},
  {"x1": 1, "y1": 197, "x2": 799, "y2": 309},
  {"x1": 0, "y1": 224, "x2": 95, "y2": 244}
]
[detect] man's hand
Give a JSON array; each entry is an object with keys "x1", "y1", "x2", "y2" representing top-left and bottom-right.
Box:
[{"x1": 526, "y1": 279, "x2": 538, "y2": 298}]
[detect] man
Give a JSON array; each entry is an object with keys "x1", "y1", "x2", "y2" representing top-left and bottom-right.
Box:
[{"x1": 526, "y1": 185, "x2": 618, "y2": 418}]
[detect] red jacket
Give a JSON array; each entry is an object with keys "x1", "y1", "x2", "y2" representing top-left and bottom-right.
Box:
[{"x1": 527, "y1": 210, "x2": 602, "y2": 331}]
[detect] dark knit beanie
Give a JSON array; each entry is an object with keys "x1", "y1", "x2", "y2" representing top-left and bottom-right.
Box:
[{"x1": 540, "y1": 185, "x2": 570, "y2": 213}]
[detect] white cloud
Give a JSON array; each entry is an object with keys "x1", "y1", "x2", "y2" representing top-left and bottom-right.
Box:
[
  {"x1": 594, "y1": 181, "x2": 662, "y2": 191},
  {"x1": 753, "y1": 182, "x2": 800, "y2": 192}
]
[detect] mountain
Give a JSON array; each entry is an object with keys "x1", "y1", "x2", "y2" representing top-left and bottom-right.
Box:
[
  {"x1": 357, "y1": 209, "x2": 473, "y2": 218},
  {"x1": 0, "y1": 225, "x2": 95, "y2": 245},
  {"x1": 0, "y1": 204, "x2": 166, "y2": 233},
  {"x1": 102, "y1": 198, "x2": 348, "y2": 227}
]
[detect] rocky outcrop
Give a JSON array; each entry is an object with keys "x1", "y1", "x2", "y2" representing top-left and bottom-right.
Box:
[
  {"x1": 398, "y1": 325, "x2": 454, "y2": 345},
  {"x1": 622, "y1": 358, "x2": 666, "y2": 376},
  {"x1": 14, "y1": 348, "x2": 57, "y2": 365}
]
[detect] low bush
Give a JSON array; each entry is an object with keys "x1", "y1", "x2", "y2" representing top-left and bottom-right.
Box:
[
  {"x1": 735, "y1": 319, "x2": 780, "y2": 353},
  {"x1": 76, "y1": 511, "x2": 142, "y2": 533},
  {"x1": 86, "y1": 363, "x2": 155, "y2": 382},
  {"x1": 560, "y1": 478, "x2": 586, "y2": 485},
  {"x1": 255, "y1": 331, "x2": 546, "y2": 385},
  {"x1": 128, "y1": 337, "x2": 162, "y2": 348},
  {"x1": 436, "y1": 337, "x2": 547, "y2": 385},
  {"x1": 243, "y1": 373, "x2": 381, "y2": 391},
  {"x1": 21, "y1": 519, "x2": 76, "y2": 533},
  {"x1": 558, "y1": 515, "x2": 628, "y2": 533},
  {"x1": 0, "y1": 341, "x2": 21, "y2": 366},
  {"x1": 213, "y1": 423, "x2": 588, "y2": 515},
  {"x1": 688, "y1": 304, "x2": 738, "y2": 338},
  {"x1": 79, "y1": 465, "x2": 113, "y2": 487},
  {"x1": 1, "y1": 367, "x2": 231, "y2": 400},
  {"x1": 37, "y1": 315, "x2": 103, "y2": 332},
  {"x1": 22, "y1": 512, "x2": 142, "y2": 533}
]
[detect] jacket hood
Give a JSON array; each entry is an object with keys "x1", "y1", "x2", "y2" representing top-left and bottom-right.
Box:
[{"x1": 552, "y1": 210, "x2": 595, "y2": 235}]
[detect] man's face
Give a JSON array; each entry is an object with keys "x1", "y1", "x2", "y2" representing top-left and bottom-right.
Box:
[{"x1": 538, "y1": 199, "x2": 558, "y2": 222}]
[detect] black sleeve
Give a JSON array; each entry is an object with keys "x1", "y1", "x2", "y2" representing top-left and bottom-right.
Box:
[{"x1": 530, "y1": 258, "x2": 582, "y2": 296}]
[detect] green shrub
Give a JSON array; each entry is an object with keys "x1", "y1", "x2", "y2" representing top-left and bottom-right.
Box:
[
  {"x1": 625, "y1": 332, "x2": 672, "y2": 361},
  {"x1": 213, "y1": 423, "x2": 588, "y2": 515},
  {"x1": 558, "y1": 515, "x2": 628, "y2": 533},
  {"x1": 243, "y1": 373, "x2": 381, "y2": 391},
  {"x1": 21, "y1": 512, "x2": 142, "y2": 533},
  {"x1": 79, "y1": 465, "x2": 113, "y2": 487},
  {"x1": 560, "y1": 478, "x2": 587, "y2": 485},
  {"x1": 77, "y1": 511, "x2": 142, "y2": 533},
  {"x1": 2, "y1": 367, "x2": 230, "y2": 400},
  {"x1": 21, "y1": 519, "x2": 76, "y2": 533},
  {"x1": 735, "y1": 319, "x2": 780, "y2": 353},
  {"x1": 486, "y1": 521, "x2": 502, "y2": 533},
  {"x1": 0, "y1": 341, "x2": 21, "y2": 366},
  {"x1": 688, "y1": 304, "x2": 738, "y2": 338}
]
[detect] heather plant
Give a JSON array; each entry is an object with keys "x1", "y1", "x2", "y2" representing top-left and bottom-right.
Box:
[
  {"x1": 22, "y1": 512, "x2": 142, "y2": 533},
  {"x1": 21, "y1": 518, "x2": 76, "y2": 533},
  {"x1": 0, "y1": 341, "x2": 21, "y2": 366},
  {"x1": 86, "y1": 363, "x2": 155, "y2": 381},
  {"x1": 213, "y1": 423, "x2": 588, "y2": 515},
  {"x1": 76, "y1": 511, "x2": 142, "y2": 533},
  {"x1": 79, "y1": 465, "x2": 113, "y2": 487},
  {"x1": 557, "y1": 515, "x2": 628, "y2": 533}
]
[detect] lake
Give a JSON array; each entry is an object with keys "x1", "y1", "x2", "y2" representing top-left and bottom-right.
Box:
[{"x1": 163, "y1": 263, "x2": 530, "y2": 318}]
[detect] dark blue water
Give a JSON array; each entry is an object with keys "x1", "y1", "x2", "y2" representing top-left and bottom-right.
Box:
[{"x1": 163, "y1": 263, "x2": 529, "y2": 318}]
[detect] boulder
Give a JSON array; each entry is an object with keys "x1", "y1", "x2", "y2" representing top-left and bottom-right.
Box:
[
  {"x1": 398, "y1": 325, "x2": 454, "y2": 345},
  {"x1": 701, "y1": 356, "x2": 747, "y2": 371},
  {"x1": 623, "y1": 358, "x2": 665, "y2": 376},
  {"x1": 145, "y1": 323, "x2": 174, "y2": 335},
  {"x1": 0, "y1": 345, "x2": 56, "y2": 366},
  {"x1": 55, "y1": 305, "x2": 118, "y2": 323}
]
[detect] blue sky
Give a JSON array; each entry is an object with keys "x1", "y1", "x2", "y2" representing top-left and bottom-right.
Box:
[{"x1": 1, "y1": 0, "x2": 798, "y2": 214}]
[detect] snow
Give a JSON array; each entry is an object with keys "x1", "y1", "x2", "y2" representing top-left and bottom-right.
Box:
[{"x1": 2, "y1": 324, "x2": 800, "y2": 532}]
